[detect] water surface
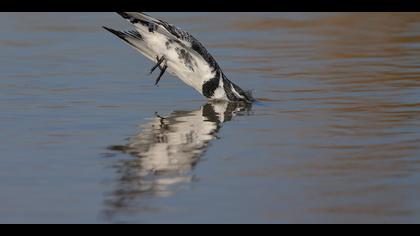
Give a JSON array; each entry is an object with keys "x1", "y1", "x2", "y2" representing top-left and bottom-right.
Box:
[{"x1": 1, "y1": 13, "x2": 420, "y2": 223}]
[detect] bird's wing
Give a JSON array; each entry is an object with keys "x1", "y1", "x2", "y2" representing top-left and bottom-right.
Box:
[
  {"x1": 117, "y1": 12, "x2": 220, "y2": 71},
  {"x1": 103, "y1": 26, "x2": 156, "y2": 63}
]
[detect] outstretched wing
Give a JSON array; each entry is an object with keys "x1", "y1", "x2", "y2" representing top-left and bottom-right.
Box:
[{"x1": 117, "y1": 12, "x2": 220, "y2": 71}]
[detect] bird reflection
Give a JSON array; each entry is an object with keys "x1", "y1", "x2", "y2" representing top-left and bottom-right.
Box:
[{"x1": 103, "y1": 101, "x2": 252, "y2": 219}]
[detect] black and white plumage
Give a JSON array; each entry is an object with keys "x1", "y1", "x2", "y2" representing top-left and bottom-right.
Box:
[
  {"x1": 103, "y1": 12, "x2": 254, "y2": 103},
  {"x1": 107, "y1": 101, "x2": 251, "y2": 198}
]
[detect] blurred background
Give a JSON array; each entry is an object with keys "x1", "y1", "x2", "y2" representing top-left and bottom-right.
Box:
[{"x1": 0, "y1": 13, "x2": 420, "y2": 223}]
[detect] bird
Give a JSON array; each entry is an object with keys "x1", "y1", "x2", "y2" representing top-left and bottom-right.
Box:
[
  {"x1": 107, "y1": 101, "x2": 252, "y2": 198},
  {"x1": 103, "y1": 12, "x2": 254, "y2": 103}
]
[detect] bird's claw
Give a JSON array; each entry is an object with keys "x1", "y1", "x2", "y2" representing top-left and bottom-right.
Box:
[
  {"x1": 150, "y1": 56, "x2": 165, "y2": 74},
  {"x1": 149, "y1": 56, "x2": 168, "y2": 86},
  {"x1": 155, "y1": 64, "x2": 167, "y2": 86}
]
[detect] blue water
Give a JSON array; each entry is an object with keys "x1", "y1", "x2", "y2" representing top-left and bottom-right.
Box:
[{"x1": 1, "y1": 13, "x2": 420, "y2": 223}]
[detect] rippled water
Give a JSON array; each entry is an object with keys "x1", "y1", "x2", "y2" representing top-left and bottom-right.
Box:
[{"x1": 1, "y1": 13, "x2": 420, "y2": 223}]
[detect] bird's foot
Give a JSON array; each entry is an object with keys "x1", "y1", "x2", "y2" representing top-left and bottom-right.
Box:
[
  {"x1": 155, "y1": 64, "x2": 168, "y2": 86},
  {"x1": 150, "y1": 56, "x2": 165, "y2": 74}
]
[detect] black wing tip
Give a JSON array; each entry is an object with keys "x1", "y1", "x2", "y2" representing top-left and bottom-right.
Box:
[
  {"x1": 102, "y1": 26, "x2": 117, "y2": 34},
  {"x1": 102, "y1": 26, "x2": 143, "y2": 42},
  {"x1": 102, "y1": 26, "x2": 127, "y2": 40}
]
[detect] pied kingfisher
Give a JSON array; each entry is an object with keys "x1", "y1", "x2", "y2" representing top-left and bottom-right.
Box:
[{"x1": 103, "y1": 12, "x2": 254, "y2": 103}]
